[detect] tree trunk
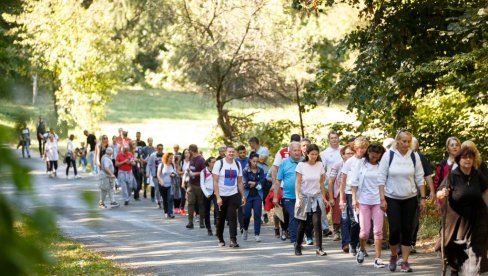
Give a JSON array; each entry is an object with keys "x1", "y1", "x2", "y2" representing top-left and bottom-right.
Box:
[
  {"x1": 216, "y1": 88, "x2": 233, "y2": 144},
  {"x1": 295, "y1": 81, "x2": 305, "y2": 138},
  {"x1": 32, "y1": 73, "x2": 38, "y2": 105}
]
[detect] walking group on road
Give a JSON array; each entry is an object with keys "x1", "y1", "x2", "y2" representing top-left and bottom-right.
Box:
[{"x1": 18, "y1": 121, "x2": 488, "y2": 275}]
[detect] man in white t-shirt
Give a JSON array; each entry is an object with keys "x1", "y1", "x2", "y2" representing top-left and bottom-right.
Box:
[
  {"x1": 213, "y1": 145, "x2": 245, "y2": 248},
  {"x1": 319, "y1": 131, "x2": 343, "y2": 237}
]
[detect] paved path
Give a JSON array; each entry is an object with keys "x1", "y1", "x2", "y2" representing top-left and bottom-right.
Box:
[{"x1": 9, "y1": 152, "x2": 443, "y2": 275}]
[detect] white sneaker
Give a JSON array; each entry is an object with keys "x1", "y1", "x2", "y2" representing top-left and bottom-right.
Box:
[
  {"x1": 397, "y1": 256, "x2": 403, "y2": 266},
  {"x1": 374, "y1": 258, "x2": 385, "y2": 268},
  {"x1": 254, "y1": 235, "x2": 261, "y2": 242},
  {"x1": 242, "y1": 230, "x2": 248, "y2": 240},
  {"x1": 75, "y1": 175, "x2": 81, "y2": 179},
  {"x1": 356, "y1": 250, "x2": 365, "y2": 264}
]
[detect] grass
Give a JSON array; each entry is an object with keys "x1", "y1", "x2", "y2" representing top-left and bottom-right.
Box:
[{"x1": 15, "y1": 223, "x2": 127, "y2": 275}]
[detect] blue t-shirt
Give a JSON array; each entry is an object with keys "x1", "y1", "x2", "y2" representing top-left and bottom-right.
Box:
[
  {"x1": 277, "y1": 156, "x2": 303, "y2": 199},
  {"x1": 235, "y1": 157, "x2": 249, "y2": 171}
]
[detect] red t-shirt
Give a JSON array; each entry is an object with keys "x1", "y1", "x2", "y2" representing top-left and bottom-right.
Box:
[
  {"x1": 116, "y1": 151, "x2": 133, "y2": 172},
  {"x1": 115, "y1": 137, "x2": 132, "y2": 151}
]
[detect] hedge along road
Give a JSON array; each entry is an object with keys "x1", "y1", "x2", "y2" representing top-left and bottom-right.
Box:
[{"x1": 13, "y1": 152, "x2": 442, "y2": 275}]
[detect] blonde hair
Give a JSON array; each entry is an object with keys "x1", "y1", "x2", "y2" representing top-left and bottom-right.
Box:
[
  {"x1": 461, "y1": 140, "x2": 481, "y2": 169},
  {"x1": 446, "y1": 136, "x2": 461, "y2": 151},
  {"x1": 392, "y1": 130, "x2": 414, "y2": 150},
  {"x1": 352, "y1": 137, "x2": 369, "y2": 151}
]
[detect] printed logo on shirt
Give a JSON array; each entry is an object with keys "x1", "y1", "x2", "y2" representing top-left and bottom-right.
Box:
[{"x1": 224, "y1": 169, "x2": 238, "y2": 186}]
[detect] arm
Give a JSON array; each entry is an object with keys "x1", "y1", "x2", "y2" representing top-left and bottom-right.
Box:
[
  {"x1": 157, "y1": 163, "x2": 163, "y2": 186},
  {"x1": 339, "y1": 173, "x2": 347, "y2": 209},
  {"x1": 295, "y1": 172, "x2": 302, "y2": 207},
  {"x1": 414, "y1": 153, "x2": 426, "y2": 210},
  {"x1": 238, "y1": 176, "x2": 246, "y2": 206},
  {"x1": 328, "y1": 175, "x2": 336, "y2": 206},
  {"x1": 379, "y1": 185, "x2": 387, "y2": 211},
  {"x1": 272, "y1": 165, "x2": 283, "y2": 206},
  {"x1": 200, "y1": 170, "x2": 210, "y2": 198},
  {"x1": 320, "y1": 173, "x2": 327, "y2": 203},
  {"x1": 115, "y1": 156, "x2": 126, "y2": 167},
  {"x1": 426, "y1": 175, "x2": 435, "y2": 203},
  {"x1": 351, "y1": 186, "x2": 358, "y2": 210}
]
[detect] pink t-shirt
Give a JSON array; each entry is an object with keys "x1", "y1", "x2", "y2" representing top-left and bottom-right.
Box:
[{"x1": 295, "y1": 161, "x2": 325, "y2": 197}]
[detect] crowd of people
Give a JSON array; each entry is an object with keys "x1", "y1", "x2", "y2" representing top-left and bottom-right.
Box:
[{"x1": 20, "y1": 117, "x2": 488, "y2": 275}]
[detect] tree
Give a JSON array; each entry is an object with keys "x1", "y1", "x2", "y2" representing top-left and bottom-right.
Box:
[
  {"x1": 310, "y1": 0, "x2": 488, "y2": 158},
  {"x1": 5, "y1": 0, "x2": 130, "y2": 131}
]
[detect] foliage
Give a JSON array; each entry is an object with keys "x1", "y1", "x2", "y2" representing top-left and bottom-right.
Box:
[
  {"x1": 208, "y1": 112, "x2": 297, "y2": 158},
  {"x1": 408, "y1": 89, "x2": 488, "y2": 164},
  {"x1": 5, "y1": 0, "x2": 131, "y2": 131},
  {"x1": 0, "y1": 124, "x2": 56, "y2": 274},
  {"x1": 312, "y1": 0, "x2": 487, "y2": 137}
]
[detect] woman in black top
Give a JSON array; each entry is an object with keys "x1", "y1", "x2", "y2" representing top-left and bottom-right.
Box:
[{"x1": 436, "y1": 147, "x2": 488, "y2": 275}]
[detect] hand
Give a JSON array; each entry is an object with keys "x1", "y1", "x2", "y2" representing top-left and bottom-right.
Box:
[
  {"x1": 273, "y1": 196, "x2": 279, "y2": 207},
  {"x1": 419, "y1": 198, "x2": 426, "y2": 212},
  {"x1": 241, "y1": 197, "x2": 246, "y2": 206},
  {"x1": 442, "y1": 188, "x2": 449, "y2": 199},
  {"x1": 249, "y1": 182, "x2": 255, "y2": 188},
  {"x1": 339, "y1": 199, "x2": 345, "y2": 211},
  {"x1": 430, "y1": 194, "x2": 436, "y2": 204},
  {"x1": 329, "y1": 198, "x2": 335, "y2": 207},
  {"x1": 351, "y1": 199, "x2": 358, "y2": 210},
  {"x1": 324, "y1": 198, "x2": 331, "y2": 209},
  {"x1": 296, "y1": 198, "x2": 302, "y2": 208},
  {"x1": 216, "y1": 196, "x2": 223, "y2": 207},
  {"x1": 380, "y1": 199, "x2": 387, "y2": 212}
]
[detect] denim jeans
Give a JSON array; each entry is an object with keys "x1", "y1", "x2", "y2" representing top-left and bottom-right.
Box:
[
  {"x1": 243, "y1": 194, "x2": 262, "y2": 235},
  {"x1": 159, "y1": 186, "x2": 174, "y2": 215},
  {"x1": 340, "y1": 194, "x2": 359, "y2": 248},
  {"x1": 89, "y1": 151, "x2": 98, "y2": 174},
  {"x1": 283, "y1": 198, "x2": 297, "y2": 243}
]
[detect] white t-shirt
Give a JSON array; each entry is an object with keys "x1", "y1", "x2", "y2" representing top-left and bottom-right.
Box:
[
  {"x1": 341, "y1": 155, "x2": 362, "y2": 195},
  {"x1": 351, "y1": 162, "x2": 381, "y2": 205},
  {"x1": 320, "y1": 146, "x2": 343, "y2": 176},
  {"x1": 295, "y1": 161, "x2": 325, "y2": 197},
  {"x1": 212, "y1": 159, "x2": 242, "y2": 197}
]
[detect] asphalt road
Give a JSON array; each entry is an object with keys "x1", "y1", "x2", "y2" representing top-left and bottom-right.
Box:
[{"x1": 9, "y1": 152, "x2": 443, "y2": 275}]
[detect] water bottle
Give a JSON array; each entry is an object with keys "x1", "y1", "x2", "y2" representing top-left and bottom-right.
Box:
[{"x1": 341, "y1": 203, "x2": 347, "y2": 220}]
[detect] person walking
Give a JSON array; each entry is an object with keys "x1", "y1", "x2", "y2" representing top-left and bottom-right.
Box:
[
  {"x1": 99, "y1": 147, "x2": 119, "y2": 208},
  {"x1": 84, "y1": 130, "x2": 98, "y2": 175},
  {"x1": 36, "y1": 116, "x2": 46, "y2": 157},
  {"x1": 294, "y1": 144, "x2": 328, "y2": 256},
  {"x1": 434, "y1": 137, "x2": 461, "y2": 209},
  {"x1": 141, "y1": 137, "x2": 155, "y2": 199},
  {"x1": 175, "y1": 149, "x2": 191, "y2": 215},
  {"x1": 328, "y1": 145, "x2": 354, "y2": 244},
  {"x1": 157, "y1": 152, "x2": 176, "y2": 219},
  {"x1": 377, "y1": 130, "x2": 426, "y2": 272},
  {"x1": 186, "y1": 144, "x2": 206, "y2": 229},
  {"x1": 213, "y1": 145, "x2": 245, "y2": 248},
  {"x1": 146, "y1": 144, "x2": 164, "y2": 206},
  {"x1": 320, "y1": 130, "x2": 343, "y2": 239},
  {"x1": 351, "y1": 143, "x2": 386, "y2": 267},
  {"x1": 65, "y1": 134, "x2": 80, "y2": 179},
  {"x1": 200, "y1": 156, "x2": 217, "y2": 236},
  {"x1": 273, "y1": 142, "x2": 303, "y2": 245},
  {"x1": 339, "y1": 137, "x2": 369, "y2": 256},
  {"x1": 45, "y1": 134, "x2": 59, "y2": 177},
  {"x1": 242, "y1": 153, "x2": 265, "y2": 242},
  {"x1": 20, "y1": 122, "x2": 31, "y2": 158},
  {"x1": 116, "y1": 144, "x2": 136, "y2": 206},
  {"x1": 436, "y1": 146, "x2": 488, "y2": 275}
]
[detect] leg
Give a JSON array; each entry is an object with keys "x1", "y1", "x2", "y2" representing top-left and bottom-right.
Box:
[
  {"x1": 204, "y1": 195, "x2": 212, "y2": 230},
  {"x1": 252, "y1": 196, "x2": 262, "y2": 236},
  {"x1": 242, "y1": 197, "x2": 252, "y2": 231},
  {"x1": 283, "y1": 198, "x2": 297, "y2": 243},
  {"x1": 216, "y1": 195, "x2": 230, "y2": 242},
  {"x1": 371, "y1": 204, "x2": 384, "y2": 258},
  {"x1": 72, "y1": 159, "x2": 77, "y2": 176},
  {"x1": 296, "y1": 218, "x2": 306, "y2": 246},
  {"x1": 66, "y1": 156, "x2": 71, "y2": 176},
  {"x1": 196, "y1": 186, "x2": 206, "y2": 227},
  {"x1": 187, "y1": 186, "x2": 196, "y2": 224},
  {"x1": 313, "y1": 206, "x2": 323, "y2": 249},
  {"x1": 226, "y1": 193, "x2": 241, "y2": 243},
  {"x1": 347, "y1": 194, "x2": 360, "y2": 250},
  {"x1": 153, "y1": 177, "x2": 161, "y2": 204},
  {"x1": 359, "y1": 204, "x2": 372, "y2": 251},
  {"x1": 386, "y1": 197, "x2": 402, "y2": 257},
  {"x1": 118, "y1": 172, "x2": 130, "y2": 202},
  {"x1": 38, "y1": 137, "x2": 43, "y2": 156},
  {"x1": 180, "y1": 187, "x2": 186, "y2": 210},
  {"x1": 108, "y1": 180, "x2": 115, "y2": 203},
  {"x1": 400, "y1": 196, "x2": 418, "y2": 263},
  {"x1": 160, "y1": 186, "x2": 169, "y2": 214}
]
